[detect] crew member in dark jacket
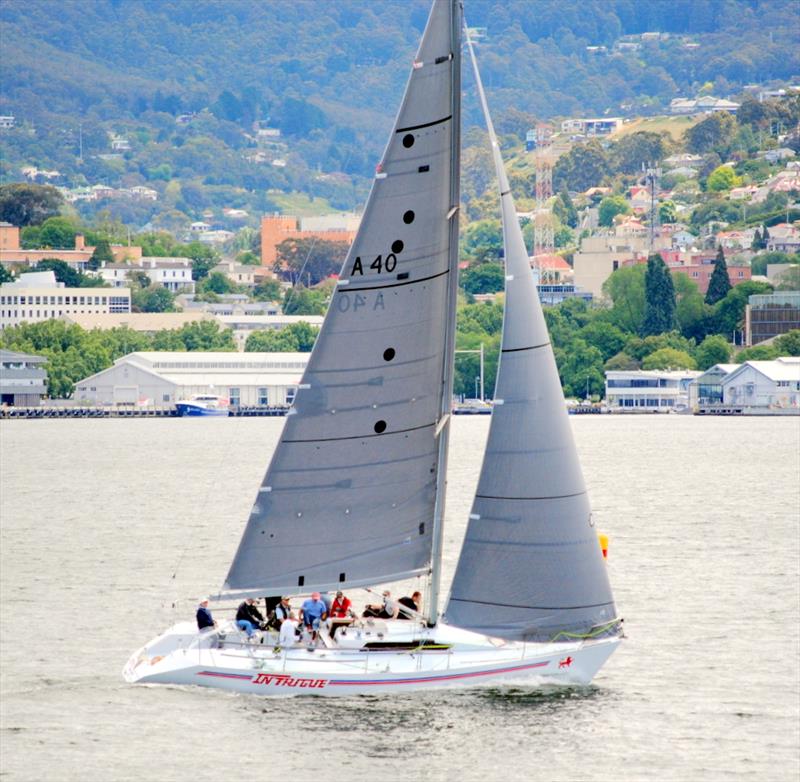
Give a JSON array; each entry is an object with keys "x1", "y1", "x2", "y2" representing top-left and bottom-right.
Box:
[
  {"x1": 196, "y1": 598, "x2": 216, "y2": 631},
  {"x1": 236, "y1": 598, "x2": 265, "y2": 638},
  {"x1": 397, "y1": 591, "x2": 422, "y2": 620}
]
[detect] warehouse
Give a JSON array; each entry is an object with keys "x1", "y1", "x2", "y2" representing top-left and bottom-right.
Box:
[{"x1": 73, "y1": 351, "x2": 309, "y2": 407}]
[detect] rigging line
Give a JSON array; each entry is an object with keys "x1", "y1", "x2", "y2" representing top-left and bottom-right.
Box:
[
  {"x1": 282, "y1": 145, "x2": 355, "y2": 312},
  {"x1": 164, "y1": 440, "x2": 232, "y2": 608}
]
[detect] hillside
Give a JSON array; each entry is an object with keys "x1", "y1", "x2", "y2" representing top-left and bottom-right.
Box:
[{"x1": 1, "y1": 0, "x2": 798, "y2": 227}]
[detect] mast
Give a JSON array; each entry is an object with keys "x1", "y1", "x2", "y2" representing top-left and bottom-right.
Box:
[{"x1": 427, "y1": 0, "x2": 462, "y2": 626}]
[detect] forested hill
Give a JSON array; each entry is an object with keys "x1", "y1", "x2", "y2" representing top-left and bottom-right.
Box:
[{"x1": 1, "y1": 0, "x2": 798, "y2": 211}]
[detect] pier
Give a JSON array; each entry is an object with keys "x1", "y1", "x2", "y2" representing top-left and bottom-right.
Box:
[{"x1": 0, "y1": 406, "x2": 290, "y2": 420}]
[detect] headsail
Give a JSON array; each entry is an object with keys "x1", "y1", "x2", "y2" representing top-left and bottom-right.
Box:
[
  {"x1": 444, "y1": 31, "x2": 617, "y2": 641},
  {"x1": 224, "y1": 0, "x2": 462, "y2": 599}
]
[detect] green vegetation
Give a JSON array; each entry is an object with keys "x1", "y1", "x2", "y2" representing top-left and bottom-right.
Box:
[
  {"x1": 705, "y1": 247, "x2": 732, "y2": 305},
  {"x1": 0, "y1": 319, "x2": 235, "y2": 397},
  {"x1": 244, "y1": 322, "x2": 319, "y2": 352}
]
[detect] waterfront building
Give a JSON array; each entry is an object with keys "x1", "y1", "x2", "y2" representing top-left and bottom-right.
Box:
[
  {"x1": 0, "y1": 271, "x2": 131, "y2": 329},
  {"x1": 560, "y1": 117, "x2": 623, "y2": 136},
  {"x1": 721, "y1": 358, "x2": 800, "y2": 411},
  {"x1": 688, "y1": 363, "x2": 739, "y2": 408},
  {"x1": 0, "y1": 348, "x2": 47, "y2": 406},
  {"x1": 745, "y1": 292, "x2": 800, "y2": 346},
  {"x1": 605, "y1": 369, "x2": 701, "y2": 412},
  {"x1": 73, "y1": 351, "x2": 309, "y2": 407}
]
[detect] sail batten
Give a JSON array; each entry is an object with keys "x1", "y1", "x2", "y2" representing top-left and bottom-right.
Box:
[
  {"x1": 224, "y1": 0, "x2": 461, "y2": 598},
  {"x1": 444, "y1": 27, "x2": 617, "y2": 642}
]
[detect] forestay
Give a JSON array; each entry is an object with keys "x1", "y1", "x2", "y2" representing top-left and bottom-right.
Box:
[
  {"x1": 224, "y1": 0, "x2": 461, "y2": 598},
  {"x1": 444, "y1": 31, "x2": 617, "y2": 641}
]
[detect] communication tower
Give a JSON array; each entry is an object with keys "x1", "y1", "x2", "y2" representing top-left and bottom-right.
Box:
[
  {"x1": 533, "y1": 123, "x2": 555, "y2": 273},
  {"x1": 643, "y1": 162, "x2": 662, "y2": 254}
]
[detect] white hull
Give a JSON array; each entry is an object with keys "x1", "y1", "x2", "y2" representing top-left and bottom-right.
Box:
[{"x1": 124, "y1": 620, "x2": 620, "y2": 697}]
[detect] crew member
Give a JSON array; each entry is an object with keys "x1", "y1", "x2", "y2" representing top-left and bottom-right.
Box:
[
  {"x1": 196, "y1": 598, "x2": 216, "y2": 631},
  {"x1": 397, "y1": 591, "x2": 422, "y2": 620}
]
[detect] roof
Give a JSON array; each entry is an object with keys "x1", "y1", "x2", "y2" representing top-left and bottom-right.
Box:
[
  {"x1": 62, "y1": 312, "x2": 211, "y2": 331},
  {"x1": 157, "y1": 372, "x2": 303, "y2": 387},
  {"x1": 119, "y1": 351, "x2": 309, "y2": 370},
  {"x1": 0, "y1": 348, "x2": 47, "y2": 364},
  {"x1": 735, "y1": 358, "x2": 800, "y2": 382},
  {"x1": 531, "y1": 254, "x2": 571, "y2": 271}
]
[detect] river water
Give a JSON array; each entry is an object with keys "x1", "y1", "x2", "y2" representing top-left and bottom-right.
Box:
[{"x1": 1, "y1": 415, "x2": 798, "y2": 781}]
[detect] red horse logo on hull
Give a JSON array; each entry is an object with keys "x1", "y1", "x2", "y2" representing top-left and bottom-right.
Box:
[{"x1": 558, "y1": 656, "x2": 573, "y2": 669}]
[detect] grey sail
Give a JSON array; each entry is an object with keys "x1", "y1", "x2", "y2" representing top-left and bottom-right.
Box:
[
  {"x1": 444, "y1": 32, "x2": 616, "y2": 641},
  {"x1": 224, "y1": 0, "x2": 462, "y2": 598}
]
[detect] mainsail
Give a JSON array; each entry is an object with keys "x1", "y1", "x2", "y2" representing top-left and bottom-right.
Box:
[
  {"x1": 444, "y1": 32, "x2": 617, "y2": 641},
  {"x1": 224, "y1": 0, "x2": 462, "y2": 598}
]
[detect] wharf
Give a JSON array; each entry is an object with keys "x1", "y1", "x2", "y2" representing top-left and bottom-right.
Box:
[
  {"x1": 1, "y1": 406, "x2": 290, "y2": 420},
  {"x1": 695, "y1": 405, "x2": 799, "y2": 416}
]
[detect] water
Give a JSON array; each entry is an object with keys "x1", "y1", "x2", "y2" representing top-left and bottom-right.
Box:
[{"x1": 1, "y1": 415, "x2": 798, "y2": 781}]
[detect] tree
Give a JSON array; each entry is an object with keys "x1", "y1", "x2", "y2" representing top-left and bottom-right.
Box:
[
  {"x1": 706, "y1": 165, "x2": 739, "y2": 193},
  {"x1": 659, "y1": 200, "x2": 677, "y2": 224},
  {"x1": 603, "y1": 265, "x2": 646, "y2": 334},
  {"x1": 695, "y1": 335, "x2": 732, "y2": 370},
  {"x1": 283, "y1": 285, "x2": 328, "y2": 316},
  {"x1": 460, "y1": 262, "x2": 505, "y2": 294},
  {"x1": 198, "y1": 271, "x2": 235, "y2": 295},
  {"x1": 131, "y1": 285, "x2": 176, "y2": 313},
  {"x1": 38, "y1": 216, "x2": 78, "y2": 249},
  {"x1": 577, "y1": 321, "x2": 627, "y2": 363},
  {"x1": 642, "y1": 254, "x2": 676, "y2": 336},
  {"x1": 610, "y1": 131, "x2": 668, "y2": 175},
  {"x1": 274, "y1": 237, "x2": 349, "y2": 285},
  {"x1": 751, "y1": 228, "x2": 762, "y2": 251},
  {"x1": 174, "y1": 320, "x2": 236, "y2": 351},
  {"x1": 35, "y1": 259, "x2": 86, "y2": 288},
  {"x1": 735, "y1": 344, "x2": 779, "y2": 361},
  {"x1": 0, "y1": 183, "x2": 63, "y2": 227},
  {"x1": 713, "y1": 281, "x2": 773, "y2": 335},
  {"x1": 188, "y1": 244, "x2": 220, "y2": 281},
  {"x1": 252, "y1": 279, "x2": 284, "y2": 301},
  {"x1": 462, "y1": 220, "x2": 503, "y2": 263},
  {"x1": 774, "y1": 330, "x2": 800, "y2": 356},
  {"x1": 684, "y1": 113, "x2": 737, "y2": 155},
  {"x1": 604, "y1": 351, "x2": 640, "y2": 371},
  {"x1": 642, "y1": 348, "x2": 697, "y2": 370},
  {"x1": 598, "y1": 195, "x2": 631, "y2": 227},
  {"x1": 0, "y1": 266, "x2": 12, "y2": 284},
  {"x1": 553, "y1": 141, "x2": 609, "y2": 192},
  {"x1": 552, "y1": 191, "x2": 578, "y2": 228},
  {"x1": 556, "y1": 338, "x2": 605, "y2": 399},
  {"x1": 776, "y1": 266, "x2": 800, "y2": 290},
  {"x1": 89, "y1": 238, "x2": 114, "y2": 271},
  {"x1": 245, "y1": 322, "x2": 318, "y2": 352},
  {"x1": 673, "y1": 272, "x2": 712, "y2": 342},
  {"x1": 705, "y1": 246, "x2": 732, "y2": 305}
]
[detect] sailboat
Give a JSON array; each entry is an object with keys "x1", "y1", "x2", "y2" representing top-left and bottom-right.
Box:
[{"x1": 124, "y1": 0, "x2": 622, "y2": 696}]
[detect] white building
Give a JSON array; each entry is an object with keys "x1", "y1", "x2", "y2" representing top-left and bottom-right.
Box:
[
  {"x1": 722, "y1": 358, "x2": 800, "y2": 411},
  {"x1": 0, "y1": 348, "x2": 47, "y2": 406},
  {"x1": 0, "y1": 271, "x2": 131, "y2": 330},
  {"x1": 73, "y1": 351, "x2": 309, "y2": 407},
  {"x1": 97, "y1": 258, "x2": 195, "y2": 293},
  {"x1": 605, "y1": 369, "x2": 702, "y2": 412}
]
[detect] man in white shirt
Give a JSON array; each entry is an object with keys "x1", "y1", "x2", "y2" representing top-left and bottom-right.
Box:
[{"x1": 278, "y1": 611, "x2": 299, "y2": 648}]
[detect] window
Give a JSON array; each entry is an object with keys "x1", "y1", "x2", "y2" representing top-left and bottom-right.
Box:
[
  {"x1": 229, "y1": 387, "x2": 240, "y2": 407},
  {"x1": 258, "y1": 387, "x2": 268, "y2": 406},
  {"x1": 162, "y1": 393, "x2": 170, "y2": 402},
  {"x1": 35, "y1": 296, "x2": 41, "y2": 304},
  {"x1": 286, "y1": 387, "x2": 297, "y2": 405},
  {"x1": 612, "y1": 261, "x2": 619, "y2": 271}
]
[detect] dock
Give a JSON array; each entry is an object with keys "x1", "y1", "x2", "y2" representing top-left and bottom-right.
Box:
[{"x1": 0, "y1": 406, "x2": 290, "y2": 420}]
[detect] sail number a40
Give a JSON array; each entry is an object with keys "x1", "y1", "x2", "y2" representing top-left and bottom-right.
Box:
[{"x1": 351, "y1": 254, "x2": 397, "y2": 275}]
